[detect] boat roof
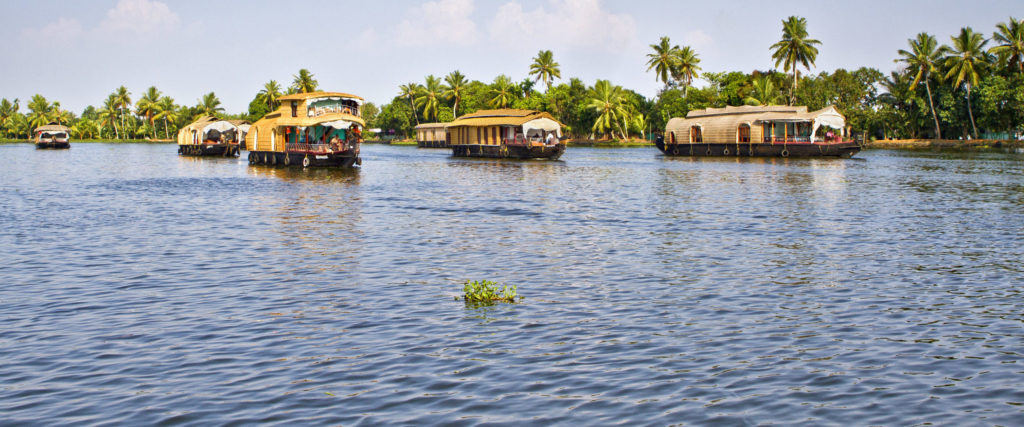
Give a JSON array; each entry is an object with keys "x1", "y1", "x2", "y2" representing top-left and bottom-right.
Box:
[
  {"x1": 35, "y1": 123, "x2": 70, "y2": 132},
  {"x1": 414, "y1": 122, "x2": 449, "y2": 130},
  {"x1": 278, "y1": 91, "x2": 364, "y2": 102},
  {"x1": 449, "y1": 109, "x2": 562, "y2": 127},
  {"x1": 667, "y1": 105, "x2": 845, "y2": 129}
]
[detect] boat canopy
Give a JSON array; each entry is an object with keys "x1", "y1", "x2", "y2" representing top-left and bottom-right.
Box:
[{"x1": 522, "y1": 117, "x2": 562, "y2": 138}]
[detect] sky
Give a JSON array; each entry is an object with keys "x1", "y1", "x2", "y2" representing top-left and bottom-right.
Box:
[{"x1": 0, "y1": 0, "x2": 1018, "y2": 115}]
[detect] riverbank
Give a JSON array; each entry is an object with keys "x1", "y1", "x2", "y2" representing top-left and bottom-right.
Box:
[
  {"x1": 1, "y1": 138, "x2": 175, "y2": 144},
  {"x1": 866, "y1": 138, "x2": 1024, "y2": 150},
  {"x1": 567, "y1": 139, "x2": 654, "y2": 147}
]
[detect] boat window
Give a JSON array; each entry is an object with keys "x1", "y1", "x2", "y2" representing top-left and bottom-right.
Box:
[
  {"x1": 738, "y1": 124, "x2": 750, "y2": 143},
  {"x1": 491, "y1": 127, "x2": 497, "y2": 145},
  {"x1": 476, "y1": 127, "x2": 481, "y2": 144},
  {"x1": 291, "y1": 102, "x2": 298, "y2": 118},
  {"x1": 690, "y1": 126, "x2": 702, "y2": 143}
]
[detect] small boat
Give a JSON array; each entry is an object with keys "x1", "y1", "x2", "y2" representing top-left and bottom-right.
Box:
[
  {"x1": 448, "y1": 109, "x2": 565, "y2": 160},
  {"x1": 177, "y1": 116, "x2": 246, "y2": 157},
  {"x1": 415, "y1": 122, "x2": 449, "y2": 148},
  {"x1": 246, "y1": 91, "x2": 365, "y2": 168},
  {"x1": 658, "y1": 105, "x2": 861, "y2": 158},
  {"x1": 34, "y1": 123, "x2": 71, "y2": 149}
]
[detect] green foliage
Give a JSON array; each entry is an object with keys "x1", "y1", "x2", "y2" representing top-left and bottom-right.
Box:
[{"x1": 460, "y1": 280, "x2": 518, "y2": 305}]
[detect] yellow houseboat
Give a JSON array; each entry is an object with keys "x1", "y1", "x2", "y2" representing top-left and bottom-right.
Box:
[
  {"x1": 414, "y1": 122, "x2": 449, "y2": 148},
  {"x1": 35, "y1": 123, "x2": 71, "y2": 149},
  {"x1": 246, "y1": 91, "x2": 365, "y2": 168},
  {"x1": 177, "y1": 116, "x2": 246, "y2": 157},
  {"x1": 658, "y1": 105, "x2": 860, "y2": 158},
  {"x1": 447, "y1": 109, "x2": 565, "y2": 160}
]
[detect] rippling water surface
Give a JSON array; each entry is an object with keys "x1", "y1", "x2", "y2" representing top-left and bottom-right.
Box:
[{"x1": 1, "y1": 143, "x2": 1023, "y2": 425}]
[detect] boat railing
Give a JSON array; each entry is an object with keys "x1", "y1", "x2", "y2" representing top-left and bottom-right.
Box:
[
  {"x1": 763, "y1": 136, "x2": 848, "y2": 144},
  {"x1": 286, "y1": 143, "x2": 333, "y2": 153}
]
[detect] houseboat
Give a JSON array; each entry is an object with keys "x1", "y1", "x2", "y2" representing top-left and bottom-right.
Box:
[
  {"x1": 34, "y1": 123, "x2": 70, "y2": 149},
  {"x1": 177, "y1": 116, "x2": 245, "y2": 157},
  {"x1": 447, "y1": 109, "x2": 565, "y2": 160},
  {"x1": 415, "y1": 122, "x2": 449, "y2": 148},
  {"x1": 658, "y1": 105, "x2": 861, "y2": 158},
  {"x1": 246, "y1": 91, "x2": 364, "y2": 168}
]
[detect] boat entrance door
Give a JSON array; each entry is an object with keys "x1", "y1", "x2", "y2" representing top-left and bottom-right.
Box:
[{"x1": 738, "y1": 124, "x2": 750, "y2": 143}]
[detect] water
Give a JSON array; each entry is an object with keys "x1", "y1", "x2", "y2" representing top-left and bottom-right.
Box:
[{"x1": 1, "y1": 143, "x2": 1023, "y2": 425}]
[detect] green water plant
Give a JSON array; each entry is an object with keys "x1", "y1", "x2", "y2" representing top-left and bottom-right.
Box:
[{"x1": 459, "y1": 280, "x2": 519, "y2": 305}]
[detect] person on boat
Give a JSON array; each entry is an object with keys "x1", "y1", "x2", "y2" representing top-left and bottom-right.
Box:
[{"x1": 546, "y1": 132, "x2": 557, "y2": 146}]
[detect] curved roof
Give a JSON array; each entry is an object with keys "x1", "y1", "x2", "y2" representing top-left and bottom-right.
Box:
[
  {"x1": 278, "y1": 91, "x2": 364, "y2": 101},
  {"x1": 449, "y1": 109, "x2": 562, "y2": 127},
  {"x1": 667, "y1": 105, "x2": 845, "y2": 133},
  {"x1": 35, "y1": 123, "x2": 70, "y2": 132},
  {"x1": 414, "y1": 122, "x2": 449, "y2": 130},
  {"x1": 269, "y1": 112, "x2": 366, "y2": 128}
]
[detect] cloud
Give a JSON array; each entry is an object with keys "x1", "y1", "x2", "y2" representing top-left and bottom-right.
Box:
[
  {"x1": 20, "y1": 17, "x2": 85, "y2": 48},
  {"x1": 488, "y1": 0, "x2": 636, "y2": 51},
  {"x1": 395, "y1": 0, "x2": 479, "y2": 47},
  {"x1": 98, "y1": 0, "x2": 180, "y2": 35},
  {"x1": 681, "y1": 30, "x2": 713, "y2": 52}
]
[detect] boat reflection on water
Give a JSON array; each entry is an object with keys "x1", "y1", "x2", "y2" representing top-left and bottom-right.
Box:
[{"x1": 246, "y1": 162, "x2": 361, "y2": 185}]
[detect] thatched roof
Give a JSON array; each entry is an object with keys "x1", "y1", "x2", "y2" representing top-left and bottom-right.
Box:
[
  {"x1": 279, "y1": 91, "x2": 364, "y2": 102},
  {"x1": 449, "y1": 109, "x2": 562, "y2": 128},
  {"x1": 414, "y1": 122, "x2": 449, "y2": 130},
  {"x1": 271, "y1": 112, "x2": 366, "y2": 128},
  {"x1": 34, "y1": 123, "x2": 70, "y2": 132}
]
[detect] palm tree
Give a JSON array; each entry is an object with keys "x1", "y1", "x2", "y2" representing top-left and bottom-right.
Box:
[
  {"x1": 291, "y1": 69, "x2": 319, "y2": 93},
  {"x1": 0, "y1": 98, "x2": 18, "y2": 138},
  {"x1": 415, "y1": 75, "x2": 444, "y2": 122},
  {"x1": 135, "y1": 86, "x2": 161, "y2": 138},
  {"x1": 770, "y1": 16, "x2": 821, "y2": 105},
  {"x1": 99, "y1": 94, "x2": 120, "y2": 139},
  {"x1": 646, "y1": 36, "x2": 676, "y2": 91},
  {"x1": 72, "y1": 118, "x2": 99, "y2": 139},
  {"x1": 944, "y1": 27, "x2": 990, "y2": 138},
  {"x1": 443, "y1": 71, "x2": 468, "y2": 118},
  {"x1": 747, "y1": 76, "x2": 782, "y2": 106},
  {"x1": 196, "y1": 92, "x2": 225, "y2": 117},
  {"x1": 398, "y1": 82, "x2": 422, "y2": 125},
  {"x1": 52, "y1": 102, "x2": 73, "y2": 126},
  {"x1": 587, "y1": 80, "x2": 626, "y2": 139},
  {"x1": 898, "y1": 33, "x2": 945, "y2": 138},
  {"x1": 260, "y1": 80, "x2": 282, "y2": 111},
  {"x1": 114, "y1": 86, "x2": 132, "y2": 138},
  {"x1": 488, "y1": 75, "x2": 515, "y2": 108},
  {"x1": 26, "y1": 94, "x2": 53, "y2": 131},
  {"x1": 153, "y1": 96, "x2": 178, "y2": 139},
  {"x1": 529, "y1": 50, "x2": 562, "y2": 91},
  {"x1": 990, "y1": 16, "x2": 1024, "y2": 73},
  {"x1": 671, "y1": 46, "x2": 702, "y2": 97}
]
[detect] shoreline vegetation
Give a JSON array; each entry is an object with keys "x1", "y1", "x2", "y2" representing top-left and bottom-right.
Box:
[{"x1": 1, "y1": 16, "x2": 1021, "y2": 148}]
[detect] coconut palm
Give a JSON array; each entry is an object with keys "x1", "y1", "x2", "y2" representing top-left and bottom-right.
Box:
[
  {"x1": 414, "y1": 75, "x2": 444, "y2": 122},
  {"x1": 114, "y1": 86, "x2": 132, "y2": 138},
  {"x1": 291, "y1": 69, "x2": 319, "y2": 93},
  {"x1": 153, "y1": 96, "x2": 178, "y2": 139},
  {"x1": 260, "y1": 80, "x2": 282, "y2": 111},
  {"x1": 135, "y1": 86, "x2": 161, "y2": 138},
  {"x1": 747, "y1": 76, "x2": 782, "y2": 106},
  {"x1": 770, "y1": 16, "x2": 821, "y2": 105},
  {"x1": 671, "y1": 46, "x2": 702, "y2": 97},
  {"x1": 443, "y1": 70, "x2": 468, "y2": 118},
  {"x1": 488, "y1": 75, "x2": 516, "y2": 109},
  {"x1": 52, "y1": 102, "x2": 73, "y2": 126},
  {"x1": 646, "y1": 36, "x2": 676, "y2": 91},
  {"x1": 99, "y1": 94, "x2": 120, "y2": 139},
  {"x1": 1, "y1": 98, "x2": 20, "y2": 137},
  {"x1": 587, "y1": 80, "x2": 626, "y2": 139},
  {"x1": 26, "y1": 94, "x2": 53, "y2": 130},
  {"x1": 196, "y1": 92, "x2": 225, "y2": 117},
  {"x1": 898, "y1": 33, "x2": 946, "y2": 138},
  {"x1": 990, "y1": 16, "x2": 1024, "y2": 73},
  {"x1": 529, "y1": 50, "x2": 561, "y2": 91},
  {"x1": 944, "y1": 27, "x2": 990, "y2": 138},
  {"x1": 72, "y1": 118, "x2": 99, "y2": 139},
  {"x1": 398, "y1": 82, "x2": 422, "y2": 125}
]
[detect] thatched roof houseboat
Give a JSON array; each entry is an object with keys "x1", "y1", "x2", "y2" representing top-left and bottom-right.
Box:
[
  {"x1": 177, "y1": 116, "x2": 244, "y2": 157},
  {"x1": 447, "y1": 109, "x2": 565, "y2": 160},
  {"x1": 659, "y1": 105, "x2": 860, "y2": 158},
  {"x1": 35, "y1": 123, "x2": 70, "y2": 149},
  {"x1": 246, "y1": 91, "x2": 365, "y2": 168},
  {"x1": 415, "y1": 123, "x2": 449, "y2": 148}
]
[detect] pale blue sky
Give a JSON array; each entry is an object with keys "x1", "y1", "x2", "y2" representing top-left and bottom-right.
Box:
[{"x1": 0, "y1": 0, "x2": 1017, "y2": 114}]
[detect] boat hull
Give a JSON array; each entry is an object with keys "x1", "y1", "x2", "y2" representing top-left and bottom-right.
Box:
[
  {"x1": 178, "y1": 143, "x2": 240, "y2": 157},
  {"x1": 452, "y1": 143, "x2": 565, "y2": 160},
  {"x1": 36, "y1": 142, "x2": 70, "y2": 149},
  {"x1": 247, "y1": 150, "x2": 360, "y2": 168},
  {"x1": 418, "y1": 140, "x2": 450, "y2": 148},
  {"x1": 655, "y1": 139, "x2": 861, "y2": 158}
]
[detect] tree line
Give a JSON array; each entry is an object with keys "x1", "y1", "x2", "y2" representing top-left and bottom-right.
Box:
[{"x1": 2, "y1": 16, "x2": 1021, "y2": 142}]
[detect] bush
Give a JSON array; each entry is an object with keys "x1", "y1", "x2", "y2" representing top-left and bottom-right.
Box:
[{"x1": 459, "y1": 280, "x2": 518, "y2": 305}]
